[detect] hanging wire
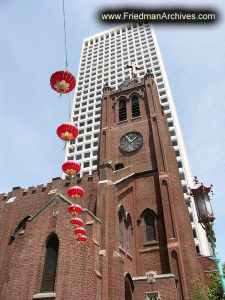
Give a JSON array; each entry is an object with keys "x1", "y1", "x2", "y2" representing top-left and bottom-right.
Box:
[
  {"x1": 61, "y1": 0, "x2": 68, "y2": 69},
  {"x1": 67, "y1": 93, "x2": 71, "y2": 122}
]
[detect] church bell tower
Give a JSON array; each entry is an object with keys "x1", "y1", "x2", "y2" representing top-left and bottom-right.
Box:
[{"x1": 96, "y1": 71, "x2": 206, "y2": 300}]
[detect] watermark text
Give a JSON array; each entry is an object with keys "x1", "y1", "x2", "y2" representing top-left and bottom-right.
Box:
[{"x1": 100, "y1": 9, "x2": 217, "y2": 23}]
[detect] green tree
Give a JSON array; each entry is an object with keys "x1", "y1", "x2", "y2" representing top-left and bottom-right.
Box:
[
  {"x1": 190, "y1": 279, "x2": 209, "y2": 300},
  {"x1": 208, "y1": 266, "x2": 225, "y2": 300}
]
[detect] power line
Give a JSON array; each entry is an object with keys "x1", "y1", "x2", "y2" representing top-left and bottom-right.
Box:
[{"x1": 61, "y1": 0, "x2": 68, "y2": 69}]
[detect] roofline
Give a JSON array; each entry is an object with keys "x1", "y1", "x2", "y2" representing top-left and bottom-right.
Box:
[{"x1": 83, "y1": 23, "x2": 154, "y2": 42}]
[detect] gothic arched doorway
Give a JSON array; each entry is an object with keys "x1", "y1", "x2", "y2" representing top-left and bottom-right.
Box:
[{"x1": 124, "y1": 273, "x2": 134, "y2": 300}]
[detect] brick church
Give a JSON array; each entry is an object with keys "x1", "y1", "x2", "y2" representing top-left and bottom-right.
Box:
[{"x1": 0, "y1": 72, "x2": 213, "y2": 299}]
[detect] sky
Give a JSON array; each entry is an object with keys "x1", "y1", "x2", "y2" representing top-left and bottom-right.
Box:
[{"x1": 0, "y1": 0, "x2": 224, "y2": 262}]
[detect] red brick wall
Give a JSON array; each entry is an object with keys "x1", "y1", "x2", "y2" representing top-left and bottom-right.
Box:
[
  {"x1": 198, "y1": 255, "x2": 216, "y2": 286},
  {"x1": 98, "y1": 75, "x2": 209, "y2": 299},
  {"x1": 133, "y1": 276, "x2": 178, "y2": 300},
  {"x1": 0, "y1": 177, "x2": 102, "y2": 300}
]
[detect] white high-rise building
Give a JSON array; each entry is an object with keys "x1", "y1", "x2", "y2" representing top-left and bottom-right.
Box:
[{"x1": 65, "y1": 23, "x2": 210, "y2": 256}]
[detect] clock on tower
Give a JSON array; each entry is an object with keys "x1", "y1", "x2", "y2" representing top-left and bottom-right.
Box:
[{"x1": 119, "y1": 132, "x2": 143, "y2": 153}]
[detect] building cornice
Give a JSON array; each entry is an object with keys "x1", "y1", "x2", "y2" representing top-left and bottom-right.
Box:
[
  {"x1": 114, "y1": 169, "x2": 158, "y2": 186},
  {"x1": 132, "y1": 273, "x2": 175, "y2": 281}
]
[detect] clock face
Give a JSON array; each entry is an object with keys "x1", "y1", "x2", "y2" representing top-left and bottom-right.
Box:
[{"x1": 119, "y1": 132, "x2": 143, "y2": 153}]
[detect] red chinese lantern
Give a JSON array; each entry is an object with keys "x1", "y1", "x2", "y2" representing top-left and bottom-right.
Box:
[
  {"x1": 50, "y1": 70, "x2": 76, "y2": 94},
  {"x1": 68, "y1": 204, "x2": 82, "y2": 216},
  {"x1": 70, "y1": 217, "x2": 83, "y2": 227},
  {"x1": 74, "y1": 227, "x2": 86, "y2": 236},
  {"x1": 68, "y1": 186, "x2": 85, "y2": 200},
  {"x1": 62, "y1": 161, "x2": 80, "y2": 176},
  {"x1": 77, "y1": 235, "x2": 87, "y2": 244},
  {"x1": 56, "y1": 123, "x2": 78, "y2": 141}
]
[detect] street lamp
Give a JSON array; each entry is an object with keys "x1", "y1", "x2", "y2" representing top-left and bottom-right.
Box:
[{"x1": 189, "y1": 176, "x2": 225, "y2": 296}]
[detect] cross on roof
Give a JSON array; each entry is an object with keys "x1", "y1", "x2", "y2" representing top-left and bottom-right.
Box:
[{"x1": 126, "y1": 62, "x2": 140, "y2": 78}]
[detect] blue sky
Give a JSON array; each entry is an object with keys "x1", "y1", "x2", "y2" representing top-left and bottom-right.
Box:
[{"x1": 0, "y1": 0, "x2": 224, "y2": 262}]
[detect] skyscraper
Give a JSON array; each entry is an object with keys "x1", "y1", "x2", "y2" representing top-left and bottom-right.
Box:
[{"x1": 65, "y1": 23, "x2": 210, "y2": 256}]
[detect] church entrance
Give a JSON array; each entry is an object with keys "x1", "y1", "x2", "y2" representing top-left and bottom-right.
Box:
[{"x1": 125, "y1": 274, "x2": 133, "y2": 300}]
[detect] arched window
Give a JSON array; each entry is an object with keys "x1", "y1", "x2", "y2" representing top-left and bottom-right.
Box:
[
  {"x1": 118, "y1": 206, "x2": 125, "y2": 247},
  {"x1": 126, "y1": 214, "x2": 132, "y2": 254},
  {"x1": 144, "y1": 212, "x2": 156, "y2": 241},
  {"x1": 119, "y1": 99, "x2": 127, "y2": 121},
  {"x1": 9, "y1": 215, "x2": 31, "y2": 244},
  {"x1": 41, "y1": 233, "x2": 59, "y2": 292},
  {"x1": 139, "y1": 209, "x2": 157, "y2": 242},
  {"x1": 131, "y1": 95, "x2": 140, "y2": 118}
]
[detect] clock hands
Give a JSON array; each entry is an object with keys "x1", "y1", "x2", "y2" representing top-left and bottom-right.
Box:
[
  {"x1": 130, "y1": 135, "x2": 138, "y2": 143},
  {"x1": 125, "y1": 135, "x2": 138, "y2": 144},
  {"x1": 125, "y1": 134, "x2": 132, "y2": 144},
  {"x1": 125, "y1": 134, "x2": 138, "y2": 144}
]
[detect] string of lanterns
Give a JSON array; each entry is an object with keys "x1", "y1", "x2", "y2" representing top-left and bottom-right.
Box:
[
  {"x1": 53, "y1": 86, "x2": 88, "y2": 244},
  {"x1": 50, "y1": 0, "x2": 88, "y2": 244}
]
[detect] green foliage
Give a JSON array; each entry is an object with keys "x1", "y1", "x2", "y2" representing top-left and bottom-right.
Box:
[
  {"x1": 208, "y1": 268, "x2": 225, "y2": 300},
  {"x1": 190, "y1": 279, "x2": 209, "y2": 300},
  {"x1": 187, "y1": 265, "x2": 225, "y2": 300}
]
